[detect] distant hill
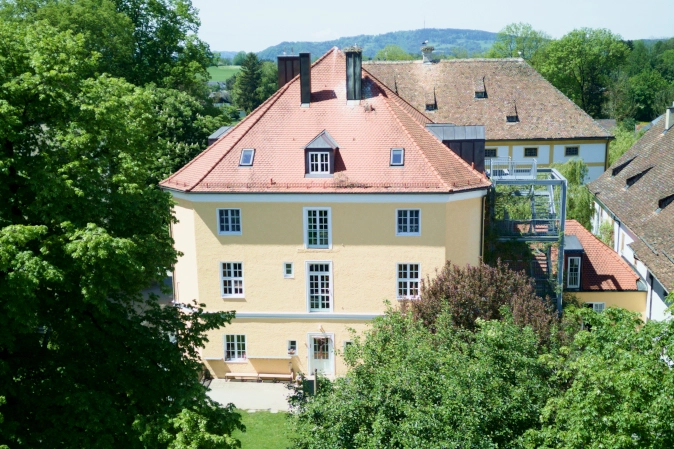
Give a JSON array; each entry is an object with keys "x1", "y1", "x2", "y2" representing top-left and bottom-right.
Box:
[
  {"x1": 256, "y1": 28, "x2": 498, "y2": 61},
  {"x1": 213, "y1": 51, "x2": 242, "y2": 59}
]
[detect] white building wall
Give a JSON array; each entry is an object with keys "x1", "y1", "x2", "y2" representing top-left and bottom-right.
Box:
[
  {"x1": 512, "y1": 144, "x2": 551, "y2": 164},
  {"x1": 552, "y1": 143, "x2": 606, "y2": 164}
]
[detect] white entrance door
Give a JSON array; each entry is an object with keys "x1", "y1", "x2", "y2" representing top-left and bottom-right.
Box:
[{"x1": 309, "y1": 335, "x2": 334, "y2": 375}]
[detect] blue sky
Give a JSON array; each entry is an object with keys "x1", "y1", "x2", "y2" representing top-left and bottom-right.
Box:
[{"x1": 192, "y1": 0, "x2": 672, "y2": 52}]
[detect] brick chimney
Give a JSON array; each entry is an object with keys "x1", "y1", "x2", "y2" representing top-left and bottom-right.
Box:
[
  {"x1": 277, "y1": 55, "x2": 300, "y2": 90},
  {"x1": 344, "y1": 46, "x2": 362, "y2": 102},
  {"x1": 299, "y1": 52, "x2": 311, "y2": 107},
  {"x1": 421, "y1": 45, "x2": 434, "y2": 64}
]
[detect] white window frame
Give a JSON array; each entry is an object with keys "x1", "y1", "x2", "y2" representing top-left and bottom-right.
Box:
[
  {"x1": 239, "y1": 148, "x2": 255, "y2": 166},
  {"x1": 303, "y1": 207, "x2": 332, "y2": 249},
  {"x1": 220, "y1": 262, "x2": 244, "y2": 298},
  {"x1": 217, "y1": 208, "x2": 242, "y2": 235},
  {"x1": 287, "y1": 340, "x2": 297, "y2": 355},
  {"x1": 308, "y1": 151, "x2": 330, "y2": 174},
  {"x1": 585, "y1": 302, "x2": 605, "y2": 313},
  {"x1": 283, "y1": 262, "x2": 294, "y2": 278},
  {"x1": 305, "y1": 261, "x2": 333, "y2": 312},
  {"x1": 224, "y1": 334, "x2": 247, "y2": 362},
  {"x1": 396, "y1": 209, "x2": 421, "y2": 236},
  {"x1": 343, "y1": 340, "x2": 353, "y2": 351},
  {"x1": 567, "y1": 257, "x2": 581, "y2": 289},
  {"x1": 390, "y1": 148, "x2": 404, "y2": 166},
  {"x1": 397, "y1": 263, "x2": 421, "y2": 300}
]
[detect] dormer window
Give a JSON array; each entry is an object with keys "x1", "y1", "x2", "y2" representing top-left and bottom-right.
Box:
[
  {"x1": 625, "y1": 167, "x2": 652, "y2": 188},
  {"x1": 304, "y1": 130, "x2": 339, "y2": 178},
  {"x1": 506, "y1": 115, "x2": 519, "y2": 123},
  {"x1": 657, "y1": 193, "x2": 674, "y2": 212},
  {"x1": 474, "y1": 76, "x2": 487, "y2": 98},
  {"x1": 475, "y1": 91, "x2": 487, "y2": 99},
  {"x1": 612, "y1": 157, "x2": 635, "y2": 177},
  {"x1": 239, "y1": 148, "x2": 255, "y2": 166},
  {"x1": 390, "y1": 148, "x2": 404, "y2": 166},
  {"x1": 309, "y1": 152, "x2": 330, "y2": 174}
]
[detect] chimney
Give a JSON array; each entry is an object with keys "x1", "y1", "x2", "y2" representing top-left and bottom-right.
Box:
[
  {"x1": 666, "y1": 102, "x2": 674, "y2": 132},
  {"x1": 344, "y1": 46, "x2": 362, "y2": 102},
  {"x1": 421, "y1": 45, "x2": 434, "y2": 64},
  {"x1": 299, "y1": 52, "x2": 311, "y2": 107},
  {"x1": 277, "y1": 54, "x2": 300, "y2": 90}
]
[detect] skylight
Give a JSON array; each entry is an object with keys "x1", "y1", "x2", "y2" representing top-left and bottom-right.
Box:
[
  {"x1": 239, "y1": 148, "x2": 255, "y2": 166},
  {"x1": 390, "y1": 148, "x2": 405, "y2": 166}
]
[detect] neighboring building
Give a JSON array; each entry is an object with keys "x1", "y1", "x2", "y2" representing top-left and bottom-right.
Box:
[
  {"x1": 588, "y1": 107, "x2": 674, "y2": 321},
  {"x1": 561, "y1": 220, "x2": 647, "y2": 321},
  {"x1": 160, "y1": 48, "x2": 491, "y2": 379},
  {"x1": 364, "y1": 53, "x2": 613, "y2": 182}
]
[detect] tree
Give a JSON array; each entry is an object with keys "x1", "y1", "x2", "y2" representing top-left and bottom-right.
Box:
[
  {"x1": 608, "y1": 126, "x2": 642, "y2": 166},
  {"x1": 488, "y1": 22, "x2": 550, "y2": 63},
  {"x1": 552, "y1": 159, "x2": 593, "y2": 229},
  {"x1": 627, "y1": 69, "x2": 673, "y2": 121},
  {"x1": 232, "y1": 51, "x2": 247, "y2": 66},
  {"x1": 537, "y1": 28, "x2": 630, "y2": 118},
  {"x1": 258, "y1": 60, "x2": 279, "y2": 103},
  {"x1": 411, "y1": 261, "x2": 559, "y2": 344},
  {"x1": 524, "y1": 307, "x2": 674, "y2": 448},
  {"x1": 233, "y1": 52, "x2": 263, "y2": 113},
  {"x1": 289, "y1": 310, "x2": 556, "y2": 448},
  {"x1": 0, "y1": 21, "x2": 242, "y2": 448},
  {"x1": 374, "y1": 44, "x2": 414, "y2": 61}
]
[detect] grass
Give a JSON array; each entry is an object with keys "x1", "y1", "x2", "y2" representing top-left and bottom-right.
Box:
[
  {"x1": 232, "y1": 410, "x2": 291, "y2": 449},
  {"x1": 208, "y1": 65, "x2": 241, "y2": 82}
]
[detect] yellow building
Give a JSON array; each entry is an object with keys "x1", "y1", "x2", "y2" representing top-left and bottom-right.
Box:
[
  {"x1": 161, "y1": 48, "x2": 491, "y2": 379},
  {"x1": 364, "y1": 52, "x2": 613, "y2": 182}
]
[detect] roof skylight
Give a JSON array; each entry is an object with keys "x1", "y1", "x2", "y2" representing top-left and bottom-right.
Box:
[
  {"x1": 239, "y1": 148, "x2": 255, "y2": 166},
  {"x1": 390, "y1": 148, "x2": 405, "y2": 166}
]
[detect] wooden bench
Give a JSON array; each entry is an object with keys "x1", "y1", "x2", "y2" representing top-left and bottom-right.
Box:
[
  {"x1": 258, "y1": 372, "x2": 294, "y2": 381},
  {"x1": 224, "y1": 372, "x2": 259, "y2": 381}
]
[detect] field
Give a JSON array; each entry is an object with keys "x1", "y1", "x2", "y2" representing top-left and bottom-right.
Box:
[
  {"x1": 232, "y1": 410, "x2": 290, "y2": 449},
  {"x1": 207, "y1": 65, "x2": 241, "y2": 82}
]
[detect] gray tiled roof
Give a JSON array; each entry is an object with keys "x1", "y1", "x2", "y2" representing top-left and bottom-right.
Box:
[
  {"x1": 588, "y1": 117, "x2": 674, "y2": 290},
  {"x1": 364, "y1": 59, "x2": 612, "y2": 141}
]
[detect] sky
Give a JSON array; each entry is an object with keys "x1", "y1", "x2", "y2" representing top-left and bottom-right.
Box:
[{"x1": 192, "y1": 0, "x2": 672, "y2": 52}]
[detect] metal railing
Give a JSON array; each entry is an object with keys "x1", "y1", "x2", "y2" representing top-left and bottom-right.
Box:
[
  {"x1": 494, "y1": 218, "x2": 560, "y2": 237},
  {"x1": 487, "y1": 157, "x2": 537, "y2": 180}
]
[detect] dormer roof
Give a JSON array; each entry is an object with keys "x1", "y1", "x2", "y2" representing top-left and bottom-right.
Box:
[
  {"x1": 160, "y1": 48, "x2": 490, "y2": 194},
  {"x1": 305, "y1": 130, "x2": 339, "y2": 150}
]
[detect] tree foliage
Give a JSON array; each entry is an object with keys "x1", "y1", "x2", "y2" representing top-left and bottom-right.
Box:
[
  {"x1": 488, "y1": 22, "x2": 550, "y2": 63},
  {"x1": 0, "y1": 18, "x2": 242, "y2": 449},
  {"x1": 374, "y1": 44, "x2": 415, "y2": 61},
  {"x1": 233, "y1": 52, "x2": 263, "y2": 113},
  {"x1": 552, "y1": 158, "x2": 594, "y2": 229},
  {"x1": 289, "y1": 310, "x2": 555, "y2": 449},
  {"x1": 537, "y1": 28, "x2": 629, "y2": 118}
]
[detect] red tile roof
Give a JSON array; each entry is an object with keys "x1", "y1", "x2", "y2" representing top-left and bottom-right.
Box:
[
  {"x1": 160, "y1": 48, "x2": 490, "y2": 194},
  {"x1": 565, "y1": 220, "x2": 641, "y2": 291}
]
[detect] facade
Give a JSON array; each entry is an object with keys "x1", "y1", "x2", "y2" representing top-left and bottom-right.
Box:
[
  {"x1": 588, "y1": 108, "x2": 674, "y2": 321},
  {"x1": 364, "y1": 54, "x2": 613, "y2": 182},
  {"x1": 562, "y1": 220, "x2": 647, "y2": 321},
  {"x1": 161, "y1": 48, "x2": 490, "y2": 378}
]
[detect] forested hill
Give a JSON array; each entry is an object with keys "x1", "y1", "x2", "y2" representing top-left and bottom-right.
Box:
[{"x1": 255, "y1": 28, "x2": 497, "y2": 60}]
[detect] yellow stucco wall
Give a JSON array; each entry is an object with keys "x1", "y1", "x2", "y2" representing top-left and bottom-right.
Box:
[
  {"x1": 173, "y1": 194, "x2": 485, "y2": 377},
  {"x1": 576, "y1": 291, "x2": 648, "y2": 322}
]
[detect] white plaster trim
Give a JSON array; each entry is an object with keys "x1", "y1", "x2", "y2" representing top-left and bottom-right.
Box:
[
  {"x1": 232, "y1": 312, "x2": 381, "y2": 320},
  {"x1": 169, "y1": 189, "x2": 488, "y2": 204}
]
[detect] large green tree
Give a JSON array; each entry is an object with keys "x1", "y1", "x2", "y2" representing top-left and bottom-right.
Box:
[
  {"x1": 374, "y1": 44, "x2": 415, "y2": 61},
  {"x1": 552, "y1": 158, "x2": 593, "y2": 229},
  {"x1": 0, "y1": 21, "x2": 242, "y2": 448},
  {"x1": 525, "y1": 307, "x2": 674, "y2": 448},
  {"x1": 488, "y1": 22, "x2": 550, "y2": 63},
  {"x1": 537, "y1": 28, "x2": 629, "y2": 118},
  {"x1": 233, "y1": 52, "x2": 263, "y2": 113}
]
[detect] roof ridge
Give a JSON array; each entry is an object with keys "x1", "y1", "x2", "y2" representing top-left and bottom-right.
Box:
[{"x1": 380, "y1": 92, "x2": 449, "y2": 190}]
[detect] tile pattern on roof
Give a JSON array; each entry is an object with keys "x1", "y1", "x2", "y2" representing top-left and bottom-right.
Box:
[
  {"x1": 363, "y1": 59, "x2": 612, "y2": 141},
  {"x1": 589, "y1": 118, "x2": 674, "y2": 289},
  {"x1": 564, "y1": 220, "x2": 641, "y2": 291},
  {"x1": 161, "y1": 48, "x2": 490, "y2": 194}
]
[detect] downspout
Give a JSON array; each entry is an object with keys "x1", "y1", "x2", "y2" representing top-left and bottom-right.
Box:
[
  {"x1": 648, "y1": 273, "x2": 654, "y2": 322},
  {"x1": 479, "y1": 194, "x2": 486, "y2": 262}
]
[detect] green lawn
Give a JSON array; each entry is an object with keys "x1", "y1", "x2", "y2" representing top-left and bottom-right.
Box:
[
  {"x1": 232, "y1": 410, "x2": 291, "y2": 449},
  {"x1": 208, "y1": 65, "x2": 241, "y2": 82}
]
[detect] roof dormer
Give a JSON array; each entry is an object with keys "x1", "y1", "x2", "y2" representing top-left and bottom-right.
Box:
[{"x1": 304, "y1": 130, "x2": 339, "y2": 178}]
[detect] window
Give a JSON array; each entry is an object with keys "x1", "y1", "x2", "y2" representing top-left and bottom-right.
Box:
[
  {"x1": 524, "y1": 147, "x2": 538, "y2": 157},
  {"x1": 584, "y1": 302, "x2": 605, "y2": 313},
  {"x1": 284, "y1": 262, "x2": 294, "y2": 278},
  {"x1": 567, "y1": 257, "x2": 581, "y2": 289},
  {"x1": 425, "y1": 103, "x2": 437, "y2": 112},
  {"x1": 390, "y1": 148, "x2": 404, "y2": 166},
  {"x1": 475, "y1": 91, "x2": 487, "y2": 99},
  {"x1": 307, "y1": 262, "x2": 332, "y2": 311},
  {"x1": 239, "y1": 148, "x2": 255, "y2": 166},
  {"x1": 396, "y1": 209, "x2": 421, "y2": 236},
  {"x1": 485, "y1": 148, "x2": 497, "y2": 158},
  {"x1": 658, "y1": 194, "x2": 674, "y2": 212},
  {"x1": 217, "y1": 209, "x2": 241, "y2": 235},
  {"x1": 221, "y1": 262, "x2": 244, "y2": 297},
  {"x1": 397, "y1": 263, "x2": 420, "y2": 299},
  {"x1": 304, "y1": 208, "x2": 331, "y2": 249},
  {"x1": 309, "y1": 152, "x2": 330, "y2": 174},
  {"x1": 506, "y1": 114, "x2": 519, "y2": 123},
  {"x1": 626, "y1": 167, "x2": 652, "y2": 188},
  {"x1": 225, "y1": 335, "x2": 246, "y2": 361},
  {"x1": 612, "y1": 157, "x2": 634, "y2": 176},
  {"x1": 565, "y1": 146, "x2": 579, "y2": 157},
  {"x1": 343, "y1": 341, "x2": 353, "y2": 351},
  {"x1": 287, "y1": 340, "x2": 297, "y2": 355}
]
